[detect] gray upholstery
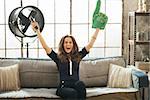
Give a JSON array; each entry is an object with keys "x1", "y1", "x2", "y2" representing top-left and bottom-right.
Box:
[
  {"x1": 0, "y1": 57, "x2": 141, "y2": 100},
  {"x1": 18, "y1": 57, "x2": 125, "y2": 88},
  {"x1": 80, "y1": 57, "x2": 126, "y2": 87},
  {"x1": 19, "y1": 60, "x2": 59, "y2": 88}
]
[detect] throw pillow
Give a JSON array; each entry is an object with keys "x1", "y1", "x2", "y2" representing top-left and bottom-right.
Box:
[
  {"x1": 107, "y1": 64, "x2": 132, "y2": 88},
  {"x1": 0, "y1": 64, "x2": 20, "y2": 92}
]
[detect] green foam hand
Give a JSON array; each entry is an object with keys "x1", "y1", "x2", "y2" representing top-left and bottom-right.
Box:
[{"x1": 92, "y1": 0, "x2": 108, "y2": 30}]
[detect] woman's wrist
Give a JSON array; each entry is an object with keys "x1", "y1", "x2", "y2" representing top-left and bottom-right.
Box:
[
  {"x1": 96, "y1": 28, "x2": 100, "y2": 32},
  {"x1": 36, "y1": 29, "x2": 40, "y2": 33},
  {"x1": 92, "y1": 36, "x2": 96, "y2": 40}
]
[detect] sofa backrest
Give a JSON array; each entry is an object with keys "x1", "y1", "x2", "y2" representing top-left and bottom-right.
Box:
[
  {"x1": 0, "y1": 59, "x2": 59, "y2": 88},
  {"x1": 18, "y1": 60, "x2": 59, "y2": 88},
  {"x1": 80, "y1": 57, "x2": 126, "y2": 87},
  {"x1": 0, "y1": 57, "x2": 126, "y2": 88}
]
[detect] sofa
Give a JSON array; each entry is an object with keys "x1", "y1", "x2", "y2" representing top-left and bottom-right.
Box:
[{"x1": 0, "y1": 56, "x2": 148, "y2": 100}]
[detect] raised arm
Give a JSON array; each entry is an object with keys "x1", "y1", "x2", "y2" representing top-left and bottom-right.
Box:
[
  {"x1": 31, "y1": 21, "x2": 52, "y2": 54},
  {"x1": 86, "y1": 0, "x2": 108, "y2": 52},
  {"x1": 85, "y1": 28, "x2": 100, "y2": 52}
]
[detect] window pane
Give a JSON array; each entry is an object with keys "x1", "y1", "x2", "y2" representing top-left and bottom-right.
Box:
[
  {"x1": 22, "y1": 0, "x2": 37, "y2": 7},
  {"x1": 89, "y1": 48, "x2": 105, "y2": 58},
  {"x1": 22, "y1": 46, "x2": 27, "y2": 58},
  {"x1": 39, "y1": 49, "x2": 49, "y2": 59},
  {"x1": 0, "y1": 0, "x2": 4, "y2": 24},
  {"x1": 24, "y1": 38, "x2": 38, "y2": 49},
  {"x1": 22, "y1": 48, "x2": 39, "y2": 58},
  {"x1": 105, "y1": 48, "x2": 122, "y2": 57},
  {"x1": 72, "y1": 0, "x2": 88, "y2": 23},
  {"x1": 106, "y1": 24, "x2": 122, "y2": 47},
  {"x1": 6, "y1": 25, "x2": 21, "y2": 48},
  {"x1": 72, "y1": 25, "x2": 88, "y2": 47},
  {"x1": 6, "y1": 0, "x2": 20, "y2": 24},
  {"x1": 2, "y1": 0, "x2": 122, "y2": 59},
  {"x1": 6, "y1": 49, "x2": 21, "y2": 58},
  {"x1": 27, "y1": 49, "x2": 38, "y2": 58},
  {"x1": 0, "y1": 50, "x2": 5, "y2": 57},
  {"x1": 106, "y1": 0, "x2": 122, "y2": 23},
  {"x1": 23, "y1": 48, "x2": 30, "y2": 58},
  {"x1": 55, "y1": 24, "x2": 70, "y2": 47},
  {"x1": 55, "y1": 0, "x2": 70, "y2": 23},
  {"x1": 0, "y1": 25, "x2": 5, "y2": 48},
  {"x1": 39, "y1": 0, "x2": 54, "y2": 23},
  {"x1": 39, "y1": 24, "x2": 54, "y2": 48}
]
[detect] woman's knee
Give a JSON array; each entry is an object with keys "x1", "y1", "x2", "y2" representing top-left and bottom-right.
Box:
[
  {"x1": 57, "y1": 87, "x2": 78, "y2": 98},
  {"x1": 75, "y1": 81, "x2": 86, "y2": 98},
  {"x1": 75, "y1": 81, "x2": 86, "y2": 88}
]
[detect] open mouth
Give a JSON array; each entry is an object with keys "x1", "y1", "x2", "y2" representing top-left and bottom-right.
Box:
[
  {"x1": 65, "y1": 47, "x2": 72, "y2": 53},
  {"x1": 66, "y1": 47, "x2": 71, "y2": 50}
]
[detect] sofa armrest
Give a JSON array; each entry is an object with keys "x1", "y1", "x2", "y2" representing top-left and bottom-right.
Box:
[{"x1": 132, "y1": 70, "x2": 149, "y2": 89}]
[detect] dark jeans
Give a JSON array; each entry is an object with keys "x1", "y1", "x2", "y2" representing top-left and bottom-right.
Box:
[{"x1": 56, "y1": 80, "x2": 86, "y2": 100}]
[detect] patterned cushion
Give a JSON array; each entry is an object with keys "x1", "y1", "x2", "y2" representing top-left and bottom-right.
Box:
[
  {"x1": 107, "y1": 64, "x2": 132, "y2": 88},
  {"x1": 0, "y1": 64, "x2": 20, "y2": 92}
]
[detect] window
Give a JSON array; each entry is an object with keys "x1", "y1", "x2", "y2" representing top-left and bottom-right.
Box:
[{"x1": 0, "y1": 0, "x2": 122, "y2": 59}]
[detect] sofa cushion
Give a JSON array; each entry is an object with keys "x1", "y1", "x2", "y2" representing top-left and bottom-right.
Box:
[
  {"x1": 0, "y1": 64, "x2": 20, "y2": 92},
  {"x1": 107, "y1": 64, "x2": 132, "y2": 88},
  {"x1": 80, "y1": 57, "x2": 126, "y2": 87},
  {"x1": 0, "y1": 87, "x2": 138, "y2": 99},
  {"x1": 19, "y1": 60, "x2": 59, "y2": 88},
  {"x1": 0, "y1": 88, "x2": 59, "y2": 99}
]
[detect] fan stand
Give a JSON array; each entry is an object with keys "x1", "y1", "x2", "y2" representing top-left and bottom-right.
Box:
[
  {"x1": 20, "y1": 0, "x2": 24, "y2": 57},
  {"x1": 20, "y1": 0, "x2": 33, "y2": 58},
  {"x1": 26, "y1": 43, "x2": 29, "y2": 58}
]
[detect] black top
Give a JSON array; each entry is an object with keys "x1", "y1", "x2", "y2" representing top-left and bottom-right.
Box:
[{"x1": 47, "y1": 47, "x2": 89, "y2": 81}]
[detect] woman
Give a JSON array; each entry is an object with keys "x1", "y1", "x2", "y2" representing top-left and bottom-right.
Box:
[
  {"x1": 32, "y1": 21, "x2": 99, "y2": 100},
  {"x1": 31, "y1": 1, "x2": 107, "y2": 99}
]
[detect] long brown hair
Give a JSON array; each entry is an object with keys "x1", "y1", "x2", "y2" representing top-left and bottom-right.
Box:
[{"x1": 58, "y1": 35, "x2": 81, "y2": 62}]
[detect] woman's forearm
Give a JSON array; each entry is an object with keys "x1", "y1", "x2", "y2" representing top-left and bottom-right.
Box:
[
  {"x1": 31, "y1": 20, "x2": 52, "y2": 54},
  {"x1": 36, "y1": 30, "x2": 52, "y2": 54},
  {"x1": 85, "y1": 28, "x2": 100, "y2": 52}
]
